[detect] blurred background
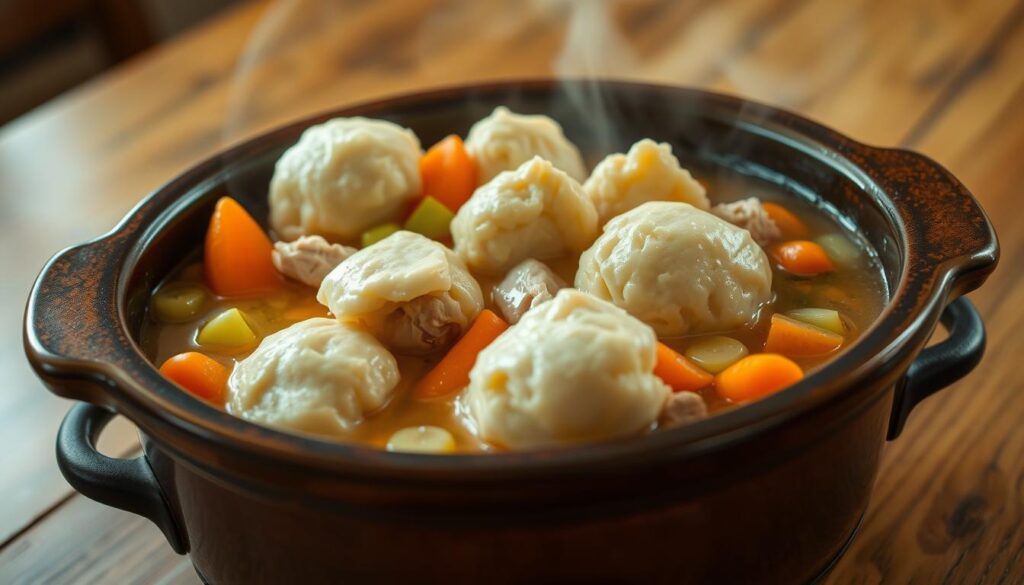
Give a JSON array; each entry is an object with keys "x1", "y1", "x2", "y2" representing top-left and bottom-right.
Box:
[{"x1": 0, "y1": 0, "x2": 235, "y2": 124}]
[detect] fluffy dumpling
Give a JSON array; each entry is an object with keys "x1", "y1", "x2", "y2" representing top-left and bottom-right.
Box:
[
  {"x1": 576, "y1": 201, "x2": 772, "y2": 336},
  {"x1": 317, "y1": 231, "x2": 484, "y2": 354},
  {"x1": 464, "y1": 289, "x2": 670, "y2": 449},
  {"x1": 584, "y1": 139, "x2": 709, "y2": 224},
  {"x1": 228, "y1": 318, "x2": 399, "y2": 436},
  {"x1": 269, "y1": 117, "x2": 422, "y2": 241},
  {"x1": 451, "y1": 156, "x2": 598, "y2": 274},
  {"x1": 465, "y1": 106, "x2": 587, "y2": 183}
]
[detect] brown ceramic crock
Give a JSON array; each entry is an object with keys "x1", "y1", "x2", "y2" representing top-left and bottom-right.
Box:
[{"x1": 25, "y1": 81, "x2": 998, "y2": 584}]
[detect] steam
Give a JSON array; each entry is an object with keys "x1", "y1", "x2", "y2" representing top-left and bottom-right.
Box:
[{"x1": 552, "y1": 0, "x2": 640, "y2": 155}]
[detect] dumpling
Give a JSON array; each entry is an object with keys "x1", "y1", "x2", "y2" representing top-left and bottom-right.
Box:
[
  {"x1": 464, "y1": 289, "x2": 670, "y2": 449},
  {"x1": 269, "y1": 117, "x2": 422, "y2": 241},
  {"x1": 317, "y1": 231, "x2": 484, "y2": 354},
  {"x1": 575, "y1": 201, "x2": 772, "y2": 336},
  {"x1": 228, "y1": 318, "x2": 399, "y2": 437},
  {"x1": 451, "y1": 157, "x2": 598, "y2": 274},
  {"x1": 584, "y1": 139, "x2": 709, "y2": 224},
  {"x1": 465, "y1": 106, "x2": 587, "y2": 183}
]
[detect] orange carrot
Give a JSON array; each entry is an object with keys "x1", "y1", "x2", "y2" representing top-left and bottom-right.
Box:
[
  {"x1": 160, "y1": 352, "x2": 229, "y2": 404},
  {"x1": 769, "y1": 240, "x2": 835, "y2": 276},
  {"x1": 762, "y1": 202, "x2": 810, "y2": 239},
  {"x1": 414, "y1": 309, "x2": 509, "y2": 400},
  {"x1": 420, "y1": 135, "x2": 478, "y2": 212},
  {"x1": 204, "y1": 197, "x2": 281, "y2": 296},
  {"x1": 764, "y1": 313, "x2": 844, "y2": 356},
  {"x1": 654, "y1": 342, "x2": 714, "y2": 392},
  {"x1": 716, "y1": 353, "x2": 804, "y2": 403}
]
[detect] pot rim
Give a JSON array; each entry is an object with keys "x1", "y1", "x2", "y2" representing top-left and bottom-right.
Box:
[{"x1": 26, "y1": 78, "x2": 998, "y2": 483}]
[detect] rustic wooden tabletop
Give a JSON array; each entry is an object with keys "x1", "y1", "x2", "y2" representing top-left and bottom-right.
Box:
[{"x1": 0, "y1": 0, "x2": 1021, "y2": 583}]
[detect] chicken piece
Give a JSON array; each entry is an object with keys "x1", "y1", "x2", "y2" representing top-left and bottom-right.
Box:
[
  {"x1": 378, "y1": 294, "x2": 466, "y2": 353},
  {"x1": 272, "y1": 235, "x2": 356, "y2": 287},
  {"x1": 660, "y1": 391, "x2": 708, "y2": 427},
  {"x1": 711, "y1": 197, "x2": 781, "y2": 246},
  {"x1": 492, "y1": 259, "x2": 567, "y2": 324}
]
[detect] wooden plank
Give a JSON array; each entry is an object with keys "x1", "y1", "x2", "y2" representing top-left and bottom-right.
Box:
[
  {"x1": 0, "y1": 493, "x2": 197, "y2": 585},
  {"x1": 825, "y1": 4, "x2": 1024, "y2": 582}
]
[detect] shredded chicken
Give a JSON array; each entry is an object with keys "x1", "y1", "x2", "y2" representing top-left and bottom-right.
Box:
[
  {"x1": 272, "y1": 235, "x2": 356, "y2": 287},
  {"x1": 711, "y1": 197, "x2": 781, "y2": 246},
  {"x1": 660, "y1": 391, "x2": 708, "y2": 427},
  {"x1": 379, "y1": 294, "x2": 466, "y2": 354},
  {"x1": 492, "y1": 259, "x2": 567, "y2": 324}
]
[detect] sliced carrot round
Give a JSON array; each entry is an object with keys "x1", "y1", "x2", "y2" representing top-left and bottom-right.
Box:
[
  {"x1": 716, "y1": 353, "x2": 804, "y2": 403},
  {"x1": 769, "y1": 240, "x2": 835, "y2": 276},
  {"x1": 159, "y1": 352, "x2": 229, "y2": 404}
]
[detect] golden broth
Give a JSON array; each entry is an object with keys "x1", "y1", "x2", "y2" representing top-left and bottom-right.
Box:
[{"x1": 141, "y1": 176, "x2": 887, "y2": 452}]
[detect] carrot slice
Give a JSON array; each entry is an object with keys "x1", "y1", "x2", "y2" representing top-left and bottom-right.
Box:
[
  {"x1": 420, "y1": 135, "x2": 478, "y2": 212},
  {"x1": 160, "y1": 352, "x2": 229, "y2": 404},
  {"x1": 413, "y1": 309, "x2": 509, "y2": 400},
  {"x1": 769, "y1": 240, "x2": 835, "y2": 276},
  {"x1": 764, "y1": 313, "x2": 844, "y2": 356},
  {"x1": 654, "y1": 342, "x2": 714, "y2": 392},
  {"x1": 762, "y1": 202, "x2": 810, "y2": 239},
  {"x1": 204, "y1": 197, "x2": 281, "y2": 296},
  {"x1": 716, "y1": 353, "x2": 804, "y2": 403}
]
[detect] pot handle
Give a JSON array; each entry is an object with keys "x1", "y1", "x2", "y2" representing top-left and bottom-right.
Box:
[
  {"x1": 56, "y1": 402, "x2": 187, "y2": 554},
  {"x1": 887, "y1": 297, "x2": 985, "y2": 439}
]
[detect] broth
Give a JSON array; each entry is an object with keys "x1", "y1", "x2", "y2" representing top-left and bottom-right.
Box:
[{"x1": 141, "y1": 170, "x2": 887, "y2": 452}]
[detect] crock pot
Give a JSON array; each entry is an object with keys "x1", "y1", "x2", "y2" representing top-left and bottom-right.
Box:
[{"x1": 25, "y1": 81, "x2": 998, "y2": 584}]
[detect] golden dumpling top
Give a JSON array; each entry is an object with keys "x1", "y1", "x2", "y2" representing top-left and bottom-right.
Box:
[
  {"x1": 465, "y1": 106, "x2": 587, "y2": 183},
  {"x1": 576, "y1": 202, "x2": 772, "y2": 337},
  {"x1": 583, "y1": 139, "x2": 709, "y2": 225},
  {"x1": 451, "y1": 157, "x2": 598, "y2": 274},
  {"x1": 269, "y1": 117, "x2": 422, "y2": 241},
  {"x1": 464, "y1": 289, "x2": 670, "y2": 449}
]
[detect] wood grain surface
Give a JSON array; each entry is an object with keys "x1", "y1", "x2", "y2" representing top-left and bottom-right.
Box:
[{"x1": 1, "y1": 0, "x2": 1022, "y2": 583}]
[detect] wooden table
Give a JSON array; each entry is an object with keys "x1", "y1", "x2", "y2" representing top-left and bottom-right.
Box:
[{"x1": 1, "y1": 0, "x2": 1021, "y2": 582}]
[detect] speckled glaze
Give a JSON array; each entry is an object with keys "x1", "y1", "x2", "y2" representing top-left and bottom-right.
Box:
[{"x1": 26, "y1": 81, "x2": 998, "y2": 584}]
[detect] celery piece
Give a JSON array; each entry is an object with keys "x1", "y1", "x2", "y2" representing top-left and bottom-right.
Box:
[
  {"x1": 197, "y1": 308, "x2": 258, "y2": 350},
  {"x1": 404, "y1": 196, "x2": 455, "y2": 240},
  {"x1": 361, "y1": 223, "x2": 401, "y2": 248}
]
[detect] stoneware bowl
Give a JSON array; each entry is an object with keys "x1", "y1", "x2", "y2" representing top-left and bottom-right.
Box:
[{"x1": 25, "y1": 80, "x2": 998, "y2": 584}]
